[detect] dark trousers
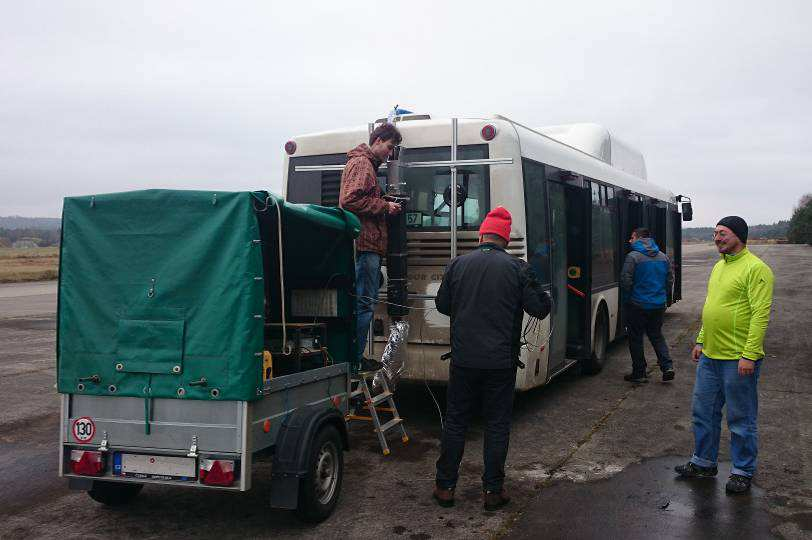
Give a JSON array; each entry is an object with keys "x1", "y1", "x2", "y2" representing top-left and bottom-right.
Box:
[
  {"x1": 627, "y1": 303, "x2": 673, "y2": 376},
  {"x1": 435, "y1": 364, "x2": 517, "y2": 492}
]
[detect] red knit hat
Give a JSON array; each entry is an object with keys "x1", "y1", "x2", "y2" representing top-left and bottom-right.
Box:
[{"x1": 479, "y1": 206, "x2": 512, "y2": 242}]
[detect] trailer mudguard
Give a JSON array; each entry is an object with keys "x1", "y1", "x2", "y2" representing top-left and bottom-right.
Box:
[{"x1": 269, "y1": 404, "x2": 348, "y2": 509}]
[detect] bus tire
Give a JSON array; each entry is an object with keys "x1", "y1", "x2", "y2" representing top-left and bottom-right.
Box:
[
  {"x1": 87, "y1": 481, "x2": 143, "y2": 506},
  {"x1": 295, "y1": 424, "x2": 344, "y2": 523},
  {"x1": 582, "y1": 306, "x2": 608, "y2": 375}
]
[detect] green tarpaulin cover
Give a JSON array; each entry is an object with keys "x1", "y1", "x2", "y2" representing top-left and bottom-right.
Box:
[{"x1": 57, "y1": 189, "x2": 359, "y2": 402}]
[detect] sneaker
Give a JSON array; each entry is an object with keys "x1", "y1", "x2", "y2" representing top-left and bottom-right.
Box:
[
  {"x1": 663, "y1": 369, "x2": 675, "y2": 382},
  {"x1": 432, "y1": 486, "x2": 455, "y2": 508},
  {"x1": 359, "y1": 357, "x2": 383, "y2": 372},
  {"x1": 725, "y1": 474, "x2": 752, "y2": 494},
  {"x1": 674, "y1": 461, "x2": 718, "y2": 478},
  {"x1": 483, "y1": 489, "x2": 511, "y2": 511},
  {"x1": 624, "y1": 373, "x2": 649, "y2": 383}
]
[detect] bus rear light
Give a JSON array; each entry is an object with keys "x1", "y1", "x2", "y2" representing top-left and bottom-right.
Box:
[
  {"x1": 284, "y1": 140, "x2": 297, "y2": 155},
  {"x1": 70, "y1": 450, "x2": 104, "y2": 476},
  {"x1": 481, "y1": 124, "x2": 497, "y2": 141},
  {"x1": 199, "y1": 459, "x2": 235, "y2": 486}
]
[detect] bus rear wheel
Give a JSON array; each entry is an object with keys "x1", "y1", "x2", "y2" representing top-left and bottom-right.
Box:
[{"x1": 581, "y1": 307, "x2": 608, "y2": 375}]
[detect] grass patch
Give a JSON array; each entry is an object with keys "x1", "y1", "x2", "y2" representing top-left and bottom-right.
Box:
[{"x1": 0, "y1": 247, "x2": 59, "y2": 283}]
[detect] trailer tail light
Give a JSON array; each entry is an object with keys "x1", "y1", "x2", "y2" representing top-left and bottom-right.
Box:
[
  {"x1": 481, "y1": 124, "x2": 497, "y2": 141},
  {"x1": 70, "y1": 450, "x2": 104, "y2": 476},
  {"x1": 199, "y1": 459, "x2": 235, "y2": 486},
  {"x1": 284, "y1": 140, "x2": 297, "y2": 155}
]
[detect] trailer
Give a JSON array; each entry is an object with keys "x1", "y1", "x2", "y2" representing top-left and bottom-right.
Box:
[{"x1": 57, "y1": 189, "x2": 360, "y2": 522}]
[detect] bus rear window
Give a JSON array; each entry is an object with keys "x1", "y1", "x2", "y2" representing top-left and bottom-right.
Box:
[
  {"x1": 401, "y1": 145, "x2": 489, "y2": 230},
  {"x1": 286, "y1": 145, "x2": 490, "y2": 232}
]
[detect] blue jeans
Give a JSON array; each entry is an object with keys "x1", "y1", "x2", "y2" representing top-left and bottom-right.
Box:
[
  {"x1": 690, "y1": 354, "x2": 761, "y2": 477},
  {"x1": 626, "y1": 304, "x2": 673, "y2": 376},
  {"x1": 355, "y1": 251, "x2": 381, "y2": 367}
]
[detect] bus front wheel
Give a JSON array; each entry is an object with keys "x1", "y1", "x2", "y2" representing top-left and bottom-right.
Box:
[{"x1": 582, "y1": 307, "x2": 608, "y2": 375}]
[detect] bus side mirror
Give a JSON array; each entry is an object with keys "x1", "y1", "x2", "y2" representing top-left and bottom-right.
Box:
[
  {"x1": 677, "y1": 195, "x2": 693, "y2": 222},
  {"x1": 681, "y1": 202, "x2": 693, "y2": 221}
]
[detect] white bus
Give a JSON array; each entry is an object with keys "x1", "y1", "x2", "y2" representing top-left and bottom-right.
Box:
[{"x1": 283, "y1": 114, "x2": 690, "y2": 391}]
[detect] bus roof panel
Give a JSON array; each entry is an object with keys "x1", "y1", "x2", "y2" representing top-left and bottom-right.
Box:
[{"x1": 286, "y1": 115, "x2": 674, "y2": 204}]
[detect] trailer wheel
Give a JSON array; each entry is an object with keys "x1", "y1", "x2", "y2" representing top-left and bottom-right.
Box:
[
  {"x1": 582, "y1": 306, "x2": 608, "y2": 375},
  {"x1": 296, "y1": 424, "x2": 344, "y2": 523},
  {"x1": 87, "y1": 481, "x2": 143, "y2": 506}
]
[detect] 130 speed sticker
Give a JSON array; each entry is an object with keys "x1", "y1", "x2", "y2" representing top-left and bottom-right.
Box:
[{"x1": 72, "y1": 417, "x2": 96, "y2": 442}]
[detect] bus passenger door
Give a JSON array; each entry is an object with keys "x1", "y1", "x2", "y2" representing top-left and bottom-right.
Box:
[
  {"x1": 616, "y1": 191, "x2": 641, "y2": 338},
  {"x1": 546, "y1": 178, "x2": 592, "y2": 379},
  {"x1": 564, "y1": 182, "x2": 592, "y2": 362},
  {"x1": 546, "y1": 182, "x2": 568, "y2": 377},
  {"x1": 671, "y1": 208, "x2": 682, "y2": 302}
]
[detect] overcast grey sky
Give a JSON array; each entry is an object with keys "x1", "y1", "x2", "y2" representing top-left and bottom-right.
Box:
[{"x1": 1, "y1": 1, "x2": 809, "y2": 226}]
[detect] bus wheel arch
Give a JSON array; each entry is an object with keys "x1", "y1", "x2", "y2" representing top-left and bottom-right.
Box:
[{"x1": 582, "y1": 301, "x2": 609, "y2": 375}]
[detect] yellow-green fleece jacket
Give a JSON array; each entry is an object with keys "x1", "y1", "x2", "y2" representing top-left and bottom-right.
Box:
[{"x1": 696, "y1": 248, "x2": 774, "y2": 360}]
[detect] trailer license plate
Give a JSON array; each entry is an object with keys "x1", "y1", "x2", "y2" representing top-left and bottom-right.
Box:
[{"x1": 120, "y1": 453, "x2": 196, "y2": 481}]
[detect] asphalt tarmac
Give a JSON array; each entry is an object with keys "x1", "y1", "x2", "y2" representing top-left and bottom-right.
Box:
[{"x1": 0, "y1": 244, "x2": 809, "y2": 539}]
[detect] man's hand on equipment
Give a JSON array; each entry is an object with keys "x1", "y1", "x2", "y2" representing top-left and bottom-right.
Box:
[
  {"x1": 691, "y1": 344, "x2": 703, "y2": 362},
  {"x1": 738, "y1": 358, "x2": 755, "y2": 376},
  {"x1": 387, "y1": 201, "x2": 402, "y2": 215}
]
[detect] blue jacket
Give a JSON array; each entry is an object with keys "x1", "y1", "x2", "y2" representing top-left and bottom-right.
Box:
[{"x1": 621, "y1": 238, "x2": 674, "y2": 310}]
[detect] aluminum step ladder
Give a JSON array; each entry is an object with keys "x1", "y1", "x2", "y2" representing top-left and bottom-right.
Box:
[{"x1": 348, "y1": 370, "x2": 409, "y2": 456}]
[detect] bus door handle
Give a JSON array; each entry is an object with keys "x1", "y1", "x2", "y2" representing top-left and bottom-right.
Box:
[{"x1": 567, "y1": 284, "x2": 586, "y2": 298}]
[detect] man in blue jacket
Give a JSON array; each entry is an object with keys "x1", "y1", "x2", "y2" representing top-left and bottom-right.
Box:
[{"x1": 621, "y1": 227, "x2": 674, "y2": 383}]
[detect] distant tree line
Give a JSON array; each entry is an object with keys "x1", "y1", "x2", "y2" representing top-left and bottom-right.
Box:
[
  {"x1": 787, "y1": 193, "x2": 812, "y2": 245},
  {"x1": 0, "y1": 227, "x2": 61, "y2": 248},
  {"x1": 682, "y1": 221, "x2": 790, "y2": 242}
]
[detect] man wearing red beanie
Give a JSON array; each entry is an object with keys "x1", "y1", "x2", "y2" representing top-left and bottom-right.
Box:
[{"x1": 433, "y1": 206, "x2": 551, "y2": 511}]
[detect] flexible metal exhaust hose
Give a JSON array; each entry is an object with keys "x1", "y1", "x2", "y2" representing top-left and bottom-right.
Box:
[{"x1": 373, "y1": 320, "x2": 409, "y2": 392}]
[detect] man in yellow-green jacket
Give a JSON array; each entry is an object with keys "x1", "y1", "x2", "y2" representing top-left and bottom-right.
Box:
[{"x1": 675, "y1": 216, "x2": 774, "y2": 494}]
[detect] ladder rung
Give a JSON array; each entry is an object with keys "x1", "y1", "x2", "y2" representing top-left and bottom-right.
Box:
[
  {"x1": 378, "y1": 417, "x2": 403, "y2": 433},
  {"x1": 350, "y1": 388, "x2": 365, "y2": 398},
  {"x1": 370, "y1": 391, "x2": 393, "y2": 406}
]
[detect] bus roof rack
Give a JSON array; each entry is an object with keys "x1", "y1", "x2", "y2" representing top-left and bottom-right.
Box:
[{"x1": 374, "y1": 113, "x2": 432, "y2": 123}]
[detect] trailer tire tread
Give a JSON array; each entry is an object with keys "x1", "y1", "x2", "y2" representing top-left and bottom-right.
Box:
[{"x1": 295, "y1": 424, "x2": 344, "y2": 523}]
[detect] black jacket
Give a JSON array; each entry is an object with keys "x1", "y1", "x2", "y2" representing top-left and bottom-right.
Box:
[{"x1": 435, "y1": 243, "x2": 552, "y2": 370}]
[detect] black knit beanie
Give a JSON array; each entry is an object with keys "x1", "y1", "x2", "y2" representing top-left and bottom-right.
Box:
[{"x1": 717, "y1": 216, "x2": 748, "y2": 244}]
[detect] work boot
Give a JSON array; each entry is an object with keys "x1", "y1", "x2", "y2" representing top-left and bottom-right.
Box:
[
  {"x1": 624, "y1": 373, "x2": 648, "y2": 384},
  {"x1": 674, "y1": 461, "x2": 718, "y2": 478},
  {"x1": 359, "y1": 357, "x2": 383, "y2": 372},
  {"x1": 725, "y1": 474, "x2": 752, "y2": 494},
  {"x1": 483, "y1": 489, "x2": 511, "y2": 511},
  {"x1": 432, "y1": 485, "x2": 455, "y2": 508},
  {"x1": 662, "y1": 368, "x2": 675, "y2": 382},
  {"x1": 351, "y1": 401, "x2": 368, "y2": 417}
]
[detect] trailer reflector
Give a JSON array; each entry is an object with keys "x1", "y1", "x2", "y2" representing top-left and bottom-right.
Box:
[
  {"x1": 70, "y1": 450, "x2": 104, "y2": 476},
  {"x1": 199, "y1": 459, "x2": 235, "y2": 486}
]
